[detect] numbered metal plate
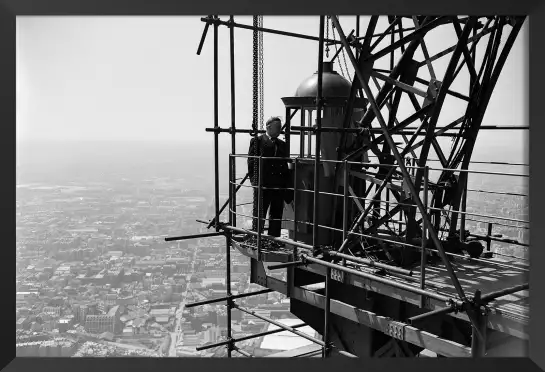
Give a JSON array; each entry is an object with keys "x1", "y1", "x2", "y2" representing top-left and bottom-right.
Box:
[{"x1": 330, "y1": 268, "x2": 345, "y2": 283}]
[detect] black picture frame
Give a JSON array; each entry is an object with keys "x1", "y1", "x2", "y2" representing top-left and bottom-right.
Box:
[{"x1": 3, "y1": 1, "x2": 543, "y2": 371}]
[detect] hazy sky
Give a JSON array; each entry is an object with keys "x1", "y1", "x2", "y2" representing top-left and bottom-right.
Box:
[{"x1": 16, "y1": 16, "x2": 528, "y2": 161}]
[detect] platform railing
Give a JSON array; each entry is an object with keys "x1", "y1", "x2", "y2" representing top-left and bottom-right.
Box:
[{"x1": 229, "y1": 154, "x2": 528, "y2": 245}]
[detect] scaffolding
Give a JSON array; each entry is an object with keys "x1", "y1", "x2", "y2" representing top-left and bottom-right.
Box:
[{"x1": 166, "y1": 15, "x2": 529, "y2": 358}]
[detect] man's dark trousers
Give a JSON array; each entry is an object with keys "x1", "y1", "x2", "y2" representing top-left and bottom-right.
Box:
[{"x1": 252, "y1": 188, "x2": 284, "y2": 237}]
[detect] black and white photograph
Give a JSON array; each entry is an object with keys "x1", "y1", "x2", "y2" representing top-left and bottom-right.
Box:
[{"x1": 16, "y1": 15, "x2": 529, "y2": 359}]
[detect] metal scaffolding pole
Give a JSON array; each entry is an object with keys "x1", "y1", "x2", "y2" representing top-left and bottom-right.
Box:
[
  {"x1": 233, "y1": 346, "x2": 253, "y2": 357},
  {"x1": 257, "y1": 156, "x2": 264, "y2": 260},
  {"x1": 230, "y1": 15, "x2": 237, "y2": 228},
  {"x1": 293, "y1": 157, "x2": 299, "y2": 258},
  {"x1": 213, "y1": 16, "x2": 220, "y2": 232},
  {"x1": 326, "y1": 250, "x2": 413, "y2": 276},
  {"x1": 165, "y1": 232, "x2": 223, "y2": 242},
  {"x1": 202, "y1": 16, "x2": 342, "y2": 45},
  {"x1": 312, "y1": 16, "x2": 325, "y2": 254},
  {"x1": 226, "y1": 232, "x2": 233, "y2": 357},
  {"x1": 233, "y1": 304, "x2": 326, "y2": 347},
  {"x1": 342, "y1": 161, "x2": 349, "y2": 266},
  {"x1": 226, "y1": 20, "x2": 237, "y2": 353},
  {"x1": 323, "y1": 267, "x2": 332, "y2": 358}
]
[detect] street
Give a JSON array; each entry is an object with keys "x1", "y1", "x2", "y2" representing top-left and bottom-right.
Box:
[{"x1": 168, "y1": 245, "x2": 198, "y2": 357}]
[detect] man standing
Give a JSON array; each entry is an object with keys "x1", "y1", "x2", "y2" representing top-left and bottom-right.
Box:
[{"x1": 247, "y1": 116, "x2": 290, "y2": 238}]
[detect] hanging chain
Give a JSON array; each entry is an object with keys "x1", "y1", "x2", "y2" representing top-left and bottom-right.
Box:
[
  {"x1": 259, "y1": 16, "x2": 264, "y2": 131},
  {"x1": 331, "y1": 20, "x2": 352, "y2": 81},
  {"x1": 251, "y1": 16, "x2": 265, "y2": 238},
  {"x1": 330, "y1": 23, "x2": 346, "y2": 78},
  {"x1": 252, "y1": 15, "x2": 259, "y2": 233},
  {"x1": 258, "y1": 16, "x2": 264, "y2": 236},
  {"x1": 341, "y1": 43, "x2": 351, "y2": 82}
]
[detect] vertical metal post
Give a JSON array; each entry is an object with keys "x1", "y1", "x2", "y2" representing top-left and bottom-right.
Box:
[
  {"x1": 471, "y1": 316, "x2": 488, "y2": 357},
  {"x1": 293, "y1": 158, "x2": 299, "y2": 258},
  {"x1": 285, "y1": 107, "x2": 291, "y2": 155},
  {"x1": 229, "y1": 15, "x2": 237, "y2": 228},
  {"x1": 228, "y1": 155, "x2": 234, "y2": 225},
  {"x1": 470, "y1": 291, "x2": 487, "y2": 357},
  {"x1": 299, "y1": 108, "x2": 305, "y2": 158},
  {"x1": 308, "y1": 111, "x2": 313, "y2": 157},
  {"x1": 342, "y1": 160, "x2": 349, "y2": 266},
  {"x1": 420, "y1": 166, "x2": 429, "y2": 308},
  {"x1": 257, "y1": 156, "x2": 264, "y2": 260},
  {"x1": 460, "y1": 177, "x2": 467, "y2": 241},
  {"x1": 213, "y1": 17, "x2": 220, "y2": 232},
  {"x1": 323, "y1": 266, "x2": 331, "y2": 358},
  {"x1": 313, "y1": 16, "x2": 325, "y2": 252},
  {"x1": 486, "y1": 223, "x2": 493, "y2": 251},
  {"x1": 225, "y1": 232, "x2": 233, "y2": 357}
]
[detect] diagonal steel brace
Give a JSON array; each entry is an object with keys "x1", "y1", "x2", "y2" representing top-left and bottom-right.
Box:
[{"x1": 331, "y1": 15, "x2": 469, "y2": 303}]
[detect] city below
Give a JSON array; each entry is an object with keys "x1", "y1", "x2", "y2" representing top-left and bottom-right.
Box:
[{"x1": 16, "y1": 169, "x2": 321, "y2": 357}]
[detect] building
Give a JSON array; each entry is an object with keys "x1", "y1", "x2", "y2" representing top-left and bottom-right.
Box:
[
  {"x1": 85, "y1": 315, "x2": 116, "y2": 334},
  {"x1": 43, "y1": 306, "x2": 62, "y2": 317},
  {"x1": 257, "y1": 318, "x2": 319, "y2": 355},
  {"x1": 201, "y1": 278, "x2": 226, "y2": 289},
  {"x1": 16, "y1": 317, "x2": 30, "y2": 330},
  {"x1": 58, "y1": 317, "x2": 74, "y2": 333}
]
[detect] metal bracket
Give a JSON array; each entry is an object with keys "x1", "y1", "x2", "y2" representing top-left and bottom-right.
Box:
[
  {"x1": 251, "y1": 259, "x2": 268, "y2": 287},
  {"x1": 386, "y1": 320, "x2": 406, "y2": 341},
  {"x1": 422, "y1": 295, "x2": 432, "y2": 310},
  {"x1": 424, "y1": 79, "x2": 442, "y2": 105}
]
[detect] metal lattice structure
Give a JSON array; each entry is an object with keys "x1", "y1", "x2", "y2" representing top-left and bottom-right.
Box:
[{"x1": 166, "y1": 15, "x2": 529, "y2": 359}]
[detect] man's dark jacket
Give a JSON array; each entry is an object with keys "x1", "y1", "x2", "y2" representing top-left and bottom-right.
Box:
[{"x1": 247, "y1": 135, "x2": 290, "y2": 191}]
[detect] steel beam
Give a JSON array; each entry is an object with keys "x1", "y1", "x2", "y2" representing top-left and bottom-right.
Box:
[
  {"x1": 291, "y1": 286, "x2": 472, "y2": 358},
  {"x1": 332, "y1": 15, "x2": 470, "y2": 305},
  {"x1": 337, "y1": 166, "x2": 398, "y2": 254},
  {"x1": 367, "y1": 17, "x2": 446, "y2": 62},
  {"x1": 296, "y1": 263, "x2": 528, "y2": 340},
  {"x1": 416, "y1": 19, "x2": 496, "y2": 67}
]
